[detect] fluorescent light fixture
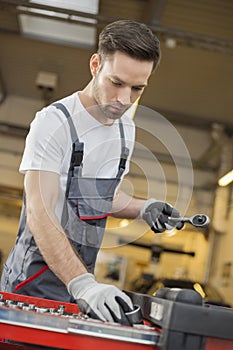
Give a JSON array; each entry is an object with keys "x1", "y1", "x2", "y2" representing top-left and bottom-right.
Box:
[
  {"x1": 17, "y1": 6, "x2": 68, "y2": 19},
  {"x1": 18, "y1": 0, "x2": 99, "y2": 48},
  {"x1": 29, "y1": 0, "x2": 99, "y2": 14},
  {"x1": 218, "y1": 169, "x2": 233, "y2": 187},
  {"x1": 19, "y1": 14, "x2": 97, "y2": 48},
  {"x1": 18, "y1": 6, "x2": 96, "y2": 24}
]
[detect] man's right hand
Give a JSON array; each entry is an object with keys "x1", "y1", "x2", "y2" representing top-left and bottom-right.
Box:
[{"x1": 67, "y1": 273, "x2": 134, "y2": 324}]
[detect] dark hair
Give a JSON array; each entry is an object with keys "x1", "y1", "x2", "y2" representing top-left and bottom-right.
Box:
[{"x1": 98, "y1": 20, "x2": 161, "y2": 71}]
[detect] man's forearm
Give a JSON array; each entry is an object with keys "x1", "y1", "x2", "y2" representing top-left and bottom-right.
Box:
[
  {"x1": 27, "y1": 208, "x2": 88, "y2": 287},
  {"x1": 25, "y1": 170, "x2": 88, "y2": 287},
  {"x1": 112, "y1": 190, "x2": 146, "y2": 219}
]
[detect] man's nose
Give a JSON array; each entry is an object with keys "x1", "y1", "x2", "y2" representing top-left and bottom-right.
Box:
[{"x1": 117, "y1": 87, "x2": 131, "y2": 105}]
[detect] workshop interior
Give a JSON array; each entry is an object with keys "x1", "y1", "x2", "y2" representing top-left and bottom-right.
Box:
[{"x1": 0, "y1": 0, "x2": 233, "y2": 349}]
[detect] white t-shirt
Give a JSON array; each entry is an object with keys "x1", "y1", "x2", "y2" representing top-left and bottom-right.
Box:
[{"x1": 20, "y1": 92, "x2": 135, "y2": 219}]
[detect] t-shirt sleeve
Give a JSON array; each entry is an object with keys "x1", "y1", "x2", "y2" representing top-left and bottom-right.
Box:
[{"x1": 19, "y1": 107, "x2": 69, "y2": 175}]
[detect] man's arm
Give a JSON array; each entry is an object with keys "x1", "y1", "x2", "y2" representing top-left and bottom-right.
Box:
[
  {"x1": 25, "y1": 170, "x2": 135, "y2": 324},
  {"x1": 112, "y1": 190, "x2": 183, "y2": 233},
  {"x1": 25, "y1": 170, "x2": 88, "y2": 287},
  {"x1": 112, "y1": 190, "x2": 145, "y2": 219}
]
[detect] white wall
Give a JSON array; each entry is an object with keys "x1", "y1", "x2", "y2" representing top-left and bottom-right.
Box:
[{"x1": 0, "y1": 95, "x2": 44, "y2": 126}]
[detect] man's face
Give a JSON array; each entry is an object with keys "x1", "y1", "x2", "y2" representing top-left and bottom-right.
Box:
[{"x1": 91, "y1": 51, "x2": 153, "y2": 121}]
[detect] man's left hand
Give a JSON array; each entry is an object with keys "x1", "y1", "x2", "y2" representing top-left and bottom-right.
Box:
[{"x1": 140, "y1": 199, "x2": 184, "y2": 233}]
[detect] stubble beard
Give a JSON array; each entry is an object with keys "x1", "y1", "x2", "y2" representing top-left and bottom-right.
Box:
[{"x1": 93, "y1": 77, "x2": 130, "y2": 121}]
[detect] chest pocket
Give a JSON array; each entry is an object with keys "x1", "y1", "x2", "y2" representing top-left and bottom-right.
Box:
[{"x1": 69, "y1": 176, "x2": 119, "y2": 219}]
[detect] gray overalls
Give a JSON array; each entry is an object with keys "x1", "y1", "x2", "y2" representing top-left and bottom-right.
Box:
[{"x1": 1, "y1": 103, "x2": 129, "y2": 302}]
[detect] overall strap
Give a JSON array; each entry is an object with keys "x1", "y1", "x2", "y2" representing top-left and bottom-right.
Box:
[
  {"x1": 118, "y1": 119, "x2": 129, "y2": 171},
  {"x1": 53, "y1": 102, "x2": 79, "y2": 145},
  {"x1": 53, "y1": 102, "x2": 84, "y2": 201},
  {"x1": 53, "y1": 102, "x2": 84, "y2": 168}
]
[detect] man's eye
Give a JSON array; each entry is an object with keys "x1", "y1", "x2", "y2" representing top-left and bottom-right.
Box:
[
  {"x1": 111, "y1": 80, "x2": 121, "y2": 86},
  {"x1": 132, "y1": 87, "x2": 143, "y2": 91}
]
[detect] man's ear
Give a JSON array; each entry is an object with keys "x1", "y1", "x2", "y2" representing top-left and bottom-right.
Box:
[{"x1": 90, "y1": 53, "x2": 101, "y2": 77}]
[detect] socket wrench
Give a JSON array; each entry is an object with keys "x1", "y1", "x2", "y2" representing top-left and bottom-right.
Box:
[{"x1": 168, "y1": 214, "x2": 210, "y2": 228}]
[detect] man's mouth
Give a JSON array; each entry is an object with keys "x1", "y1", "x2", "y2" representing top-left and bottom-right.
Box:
[
  {"x1": 109, "y1": 105, "x2": 123, "y2": 113},
  {"x1": 108, "y1": 103, "x2": 129, "y2": 113}
]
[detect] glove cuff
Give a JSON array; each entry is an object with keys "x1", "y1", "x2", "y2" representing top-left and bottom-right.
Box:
[
  {"x1": 140, "y1": 198, "x2": 157, "y2": 219},
  {"x1": 67, "y1": 273, "x2": 95, "y2": 296}
]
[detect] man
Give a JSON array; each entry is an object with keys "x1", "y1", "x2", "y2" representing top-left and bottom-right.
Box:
[{"x1": 1, "y1": 20, "x2": 182, "y2": 324}]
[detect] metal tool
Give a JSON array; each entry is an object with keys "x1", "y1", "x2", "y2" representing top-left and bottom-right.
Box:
[
  {"x1": 0, "y1": 292, "x2": 158, "y2": 349},
  {"x1": 168, "y1": 214, "x2": 210, "y2": 228}
]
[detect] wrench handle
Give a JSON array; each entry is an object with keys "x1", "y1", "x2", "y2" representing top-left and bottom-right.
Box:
[{"x1": 168, "y1": 214, "x2": 210, "y2": 228}]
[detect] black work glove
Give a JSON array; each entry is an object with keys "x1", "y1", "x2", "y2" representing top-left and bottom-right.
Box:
[
  {"x1": 67, "y1": 273, "x2": 137, "y2": 325},
  {"x1": 140, "y1": 199, "x2": 184, "y2": 233}
]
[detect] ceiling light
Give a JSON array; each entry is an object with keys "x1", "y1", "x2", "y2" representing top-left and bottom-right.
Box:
[
  {"x1": 17, "y1": 6, "x2": 68, "y2": 18},
  {"x1": 18, "y1": 14, "x2": 97, "y2": 48},
  {"x1": 165, "y1": 38, "x2": 177, "y2": 49},
  {"x1": 29, "y1": 0, "x2": 99, "y2": 14},
  {"x1": 218, "y1": 170, "x2": 233, "y2": 187},
  {"x1": 18, "y1": 0, "x2": 99, "y2": 48},
  {"x1": 119, "y1": 219, "x2": 130, "y2": 228},
  {"x1": 193, "y1": 283, "x2": 206, "y2": 298}
]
